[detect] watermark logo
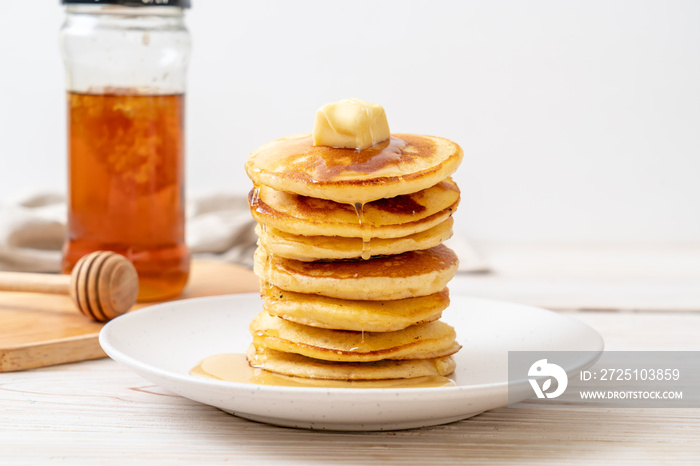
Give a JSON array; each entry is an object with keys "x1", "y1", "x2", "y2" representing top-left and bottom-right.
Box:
[
  {"x1": 510, "y1": 351, "x2": 699, "y2": 408},
  {"x1": 528, "y1": 359, "x2": 568, "y2": 399}
]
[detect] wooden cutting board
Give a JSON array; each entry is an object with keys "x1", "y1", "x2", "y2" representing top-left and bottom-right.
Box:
[{"x1": 0, "y1": 261, "x2": 259, "y2": 372}]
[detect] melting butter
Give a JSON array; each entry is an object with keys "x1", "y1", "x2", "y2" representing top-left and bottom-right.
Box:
[
  {"x1": 313, "y1": 98, "x2": 390, "y2": 150},
  {"x1": 190, "y1": 353, "x2": 455, "y2": 389}
]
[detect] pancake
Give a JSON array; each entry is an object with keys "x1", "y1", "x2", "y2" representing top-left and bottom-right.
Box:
[
  {"x1": 254, "y1": 244, "x2": 459, "y2": 301},
  {"x1": 257, "y1": 217, "x2": 453, "y2": 261},
  {"x1": 249, "y1": 177, "x2": 460, "y2": 239},
  {"x1": 247, "y1": 345, "x2": 457, "y2": 380},
  {"x1": 250, "y1": 311, "x2": 460, "y2": 363},
  {"x1": 245, "y1": 133, "x2": 463, "y2": 204},
  {"x1": 262, "y1": 286, "x2": 449, "y2": 332}
]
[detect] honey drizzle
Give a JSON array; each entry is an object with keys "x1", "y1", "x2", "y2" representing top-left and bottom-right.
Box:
[
  {"x1": 250, "y1": 185, "x2": 261, "y2": 208},
  {"x1": 250, "y1": 184, "x2": 274, "y2": 289},
  {"x1": 265, "y1": 249, "x2": 274, "y2": 289},
  {"x1": 354, "y1": 202, "x2": 372, "y2": 260}
]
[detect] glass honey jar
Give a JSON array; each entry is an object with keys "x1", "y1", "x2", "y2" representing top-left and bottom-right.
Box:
[{"x1": 60, "y1": 0, "x2": 192, "y2": 301}]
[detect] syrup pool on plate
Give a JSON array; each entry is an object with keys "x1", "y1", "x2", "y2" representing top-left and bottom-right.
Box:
[{"x1": 190, "y1": 353, "x2": 455, "y2": 389}]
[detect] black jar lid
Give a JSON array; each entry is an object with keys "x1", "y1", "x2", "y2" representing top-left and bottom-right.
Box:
[{"x1": 62, "y1": 0, "x2": 191, "y2": 7}]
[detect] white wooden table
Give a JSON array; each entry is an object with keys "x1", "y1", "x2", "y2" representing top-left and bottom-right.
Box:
[{"x1": 2, "y1": 243, "x2": 699, "y2": 465}]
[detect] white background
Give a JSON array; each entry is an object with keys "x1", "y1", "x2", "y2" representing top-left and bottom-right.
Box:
[{"x1": 1, "y1": 0, "x2": 698, "y2": 243}]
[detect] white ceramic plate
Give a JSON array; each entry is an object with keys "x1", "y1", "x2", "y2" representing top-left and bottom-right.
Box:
[{"x1": 99, "y1": 293, "x2": 603, "y2": 431}]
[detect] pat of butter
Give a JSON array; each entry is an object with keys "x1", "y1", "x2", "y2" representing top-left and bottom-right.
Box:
[{"x1": 313, "y1": 98, "x2": 390, "y2": 150}]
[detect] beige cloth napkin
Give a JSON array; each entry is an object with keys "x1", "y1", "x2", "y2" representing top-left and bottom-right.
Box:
[
  {"x1": 0, "y1": 191, "x2": 486, "y2": 273},
  {"x1": 0, "y1": 193, "x2": 67, "y2": 272}
]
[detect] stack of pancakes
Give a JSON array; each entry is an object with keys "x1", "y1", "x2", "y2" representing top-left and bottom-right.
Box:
[{"x1": 244, "y1": 132, "x2": 463, "y2": 383}]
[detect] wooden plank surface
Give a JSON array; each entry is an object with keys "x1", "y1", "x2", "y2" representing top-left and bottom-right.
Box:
[
  {"x1": 0, "y1": 310, "x2": 698, "y2": 465},
  {"x1": 0, "y1": 261, "x2": 259, "y2": 372}
]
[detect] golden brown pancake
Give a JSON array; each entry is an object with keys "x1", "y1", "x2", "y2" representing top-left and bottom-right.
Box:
[
  {"x1": 245, "y1": 133, "x2": 463, "y2": 204},
  {"x1": 262, "y1": 286, "x2": 449, "y2": 332},
  {"x1": 254, "y1": 244, "x2": 459, "y2": 301},
  {"x1": 249, "y1": 177, "x2": 460, "y2": 239},
  {"x1": 250, "y1": 311, "x2": 460, "y2": 362},
  {"x1": 256, "y1": 217, "x2": 453, "y2": 261},
  {"x1": 247, "y1": 344, "x2": 457, "y2": 380}
]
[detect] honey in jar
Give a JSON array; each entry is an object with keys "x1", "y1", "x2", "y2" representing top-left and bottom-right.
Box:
[
  {"x1": 60, "y1": 1, "x2": 192, "y2": 301},
  {"x1": 62, "y1": 90, "x2": 189, "y2": 301}
]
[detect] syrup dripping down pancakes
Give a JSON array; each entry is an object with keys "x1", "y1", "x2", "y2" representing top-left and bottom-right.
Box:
[{"x1": 243, "y1": 100, "x2": 463, "y2": 383}]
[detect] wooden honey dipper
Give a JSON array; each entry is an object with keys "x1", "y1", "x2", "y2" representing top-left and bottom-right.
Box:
[{"x1": 0, "y1": 251, "x2": 139, "y2": 322}]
